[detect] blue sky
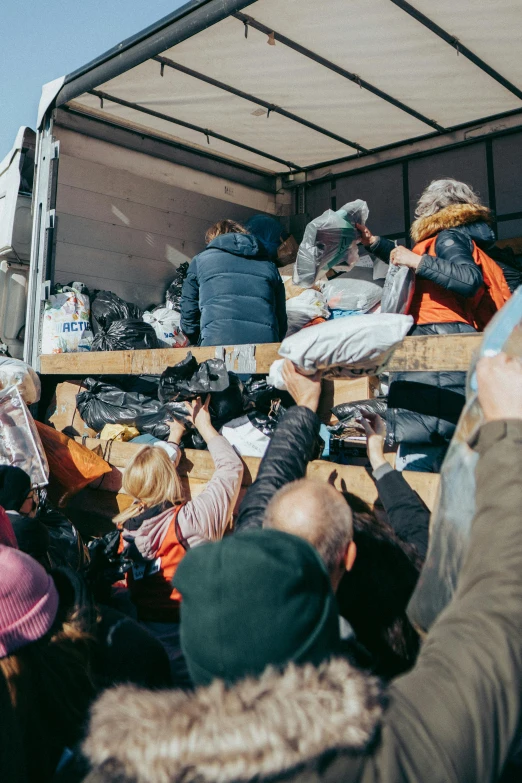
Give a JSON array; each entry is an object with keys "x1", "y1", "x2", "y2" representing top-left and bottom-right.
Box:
[{"x1": 0, "y1": 0, "x2": 187, "y2": 160}]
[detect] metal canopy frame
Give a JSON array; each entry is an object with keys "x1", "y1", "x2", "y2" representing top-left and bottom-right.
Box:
[
  {"x1": 88, "y1": 89, "x2": 302, "y2": 171},
  {"x1": 53, "y1": 0, "x2": 522, "y2": 177},
  {"x1": 153, "y1": 55, "x2": 368, "y2": 154}
]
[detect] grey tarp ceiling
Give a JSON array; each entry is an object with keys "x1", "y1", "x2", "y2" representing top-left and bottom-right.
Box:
[{"x1": 56, "y1": 0, "x2": 522, "y2": 174}]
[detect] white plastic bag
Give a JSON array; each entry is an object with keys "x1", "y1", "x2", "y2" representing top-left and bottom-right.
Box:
[
  {"x1": 0, "y1": 385, "x2": 48, "y2": 487},
  {"x1": 0, "y1": 357, "x2": 41, "y2": 404},
  {"x1": 270, "y1": 313, "x2": 413, "y2": 384},
  {"x1": 143, "y1": 307, "x2": 188, "y2": 348},
  {"x1": 285, "y1": 290, "x2": 330, "y2": 336},
  {"x1": 408, "y1": 289, "x2": 522, "y2": 632},
  {"x1": 321, "y1": 266, "x2": 383, "y2": 313},
  {"x1": 293, "y1": 210, "x2": 354, "y2": 287},
  {"x1": 380, "y1": 264, "x2": 415, "y2": 315},
  {"x1": 220, "y1": 415, "x2": 270, "y2": 458},
  {"x1": 41, "y1": 286, "x2": 91, "y2": 354}
]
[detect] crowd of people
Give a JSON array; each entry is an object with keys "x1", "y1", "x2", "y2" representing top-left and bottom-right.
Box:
[{"x1": 1, "y1": 178, "x2": 522, "y2": 783}]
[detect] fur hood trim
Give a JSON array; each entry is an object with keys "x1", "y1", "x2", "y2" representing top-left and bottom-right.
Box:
[
  {"x1": 411, "y1": 203, "x2": 492, "y2": 243},
  {"x1": 83, "y1": 658, "x2": 384, "y2": 783}
]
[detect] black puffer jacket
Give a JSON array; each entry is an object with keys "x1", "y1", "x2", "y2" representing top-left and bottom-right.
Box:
[{"x1": 371, "y1": 205, "x2": 497, "y2": 449}]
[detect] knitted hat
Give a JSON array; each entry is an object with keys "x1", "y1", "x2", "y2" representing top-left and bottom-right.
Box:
[
  {"x1": 0, "y1": 545, "x2": 59, "y2": 657},
  {"x1": 0, "y1": 466, "x2": 31, "y2": 512},
  {"x1": 173, "y1": 529, "x2": 341, "y2": 686}
]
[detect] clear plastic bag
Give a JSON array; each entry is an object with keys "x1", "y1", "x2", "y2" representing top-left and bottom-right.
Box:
[
  {"x1": 143, "y1": 307, "x2": 188, "y2": 348},
  {"x1": 408, "y1": 288, "x2": 522, "y2": 632},
  {"x1": 381, "y1": 264, "x2": 415, "y2": 315},
  {"x1": 41, "y1": 285, "x2": 91, "y2": 354},
  {"x1": 285, "y1": 290, "x2": 330, "y2": 336},
  {"x1": 0, "y1": 385, "x2": 48, "y2": 487},
  {"x1": 293, "y1": 206, "x2": 357, "y2": 287},
  {"x1": 0, "y1": 357, "x2": 41, "y2": 404},
  {"x1": 321, "y1": 266, "x2": 383, "y2": 313}
]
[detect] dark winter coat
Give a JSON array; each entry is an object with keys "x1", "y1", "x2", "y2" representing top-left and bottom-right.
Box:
[
  {"x1": 81, "y1": 421, "x2": 522, "y2": 783},
  {"x1": 180, "y1": 233, "x2": 287, "y2": 347},
  {"x1": 372, "y1": 203, "x2": 494, "y2": 448},
  {"x1": 235, "y1": 405, "x2": 425, "y2": 677}
]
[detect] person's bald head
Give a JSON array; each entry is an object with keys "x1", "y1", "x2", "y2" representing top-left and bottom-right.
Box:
[{"x1": 263, "y1": 479, "x2": 355, "y2": 590}]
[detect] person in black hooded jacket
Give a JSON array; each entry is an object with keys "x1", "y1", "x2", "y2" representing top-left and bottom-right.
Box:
[
  {"x1": 180, "y1": 218, "x2": 287, "y2": 346},
  {"x1": 358, "y1": 177, "x2": 511, "y2": 472}
]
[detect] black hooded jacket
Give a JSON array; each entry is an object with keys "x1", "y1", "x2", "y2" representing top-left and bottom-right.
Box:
[{"x1": 371, "y1": 205, "x2": 502, "y2": 448}]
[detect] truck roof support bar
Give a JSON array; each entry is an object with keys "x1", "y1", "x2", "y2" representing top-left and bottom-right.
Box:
[
  {"x1": 57, "y1": 0, "x2": 260, "y2": 107},
  {"x1": 153, "y1": 55, "x2": 370, "y2": 154},
  {"x1": 389, "y1": 0, "x2": 522, "y2": 102},
  {"x1": 88, "y1": 89, "x2": 303, "y2": 170},
  {"x1": 233, "y1": 12, "x2": 445, "y2": 133}
]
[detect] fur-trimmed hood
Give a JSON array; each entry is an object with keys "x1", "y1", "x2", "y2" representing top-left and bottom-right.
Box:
[
  {"x1": 83, "y1": 658, "x2": 384, "y2": 783},
  {"x1": 411, "y1": 203, "x2": 492, "y2": 243}
]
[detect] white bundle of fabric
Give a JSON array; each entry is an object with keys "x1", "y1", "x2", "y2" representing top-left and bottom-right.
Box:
[{"x1": 268, "y1": 313, "x2": 413, "y2": 388}]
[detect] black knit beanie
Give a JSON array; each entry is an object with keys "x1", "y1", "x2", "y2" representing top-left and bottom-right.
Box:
[
  {"x1": 173, "y1": 529, "x2": 341, "y2": 686},
  {"x1": 0, "y1": 466, "x2": 31, "y2": 512}
]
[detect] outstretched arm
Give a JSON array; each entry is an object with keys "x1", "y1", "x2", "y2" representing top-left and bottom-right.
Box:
[
  {"x1": 235, "y1": 362, "x2": 322, "y2": 531},
  {"x1": 374, "y1": 354, "x2": 522, "y2": 783}
]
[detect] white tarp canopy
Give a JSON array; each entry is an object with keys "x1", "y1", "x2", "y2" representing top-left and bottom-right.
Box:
[{"x1": 56, "y1": 0, "x2": 522, "y2": 174}]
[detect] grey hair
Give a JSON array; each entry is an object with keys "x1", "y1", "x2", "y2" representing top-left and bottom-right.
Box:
[
  {"x1": 263, "y1": 479, "x2": 353, "y2": 577},
  {"x1": 414, "y1": 178, "x2": 482, "y2": 219}
]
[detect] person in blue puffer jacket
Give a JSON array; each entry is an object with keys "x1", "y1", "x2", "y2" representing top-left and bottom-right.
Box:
[{"x1": 180, "y1": 216, "x2": 287, "y2": 346}]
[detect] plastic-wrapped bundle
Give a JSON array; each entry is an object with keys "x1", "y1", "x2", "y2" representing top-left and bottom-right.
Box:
[
  {"x1": 0, "y1": 385, "x2": 48, "y2": 487},
  {"x1": 143, "y1": 307, "x2": 188, "y2": 347},
  {"x1": 332, "y1": 397, "x2": 387, "y2": 423},
  {"x1": 321, "y1": 266, "x2": 383, "y2": 313},
  {"x1": 285, "y1": 290, "x2": 330, "y2": 336},
  {"x1": 41, "y1": 284, "x2": 91, "y2": 354},
  {"x1": 293, "y1": 200, "x2": 368, "y2": 287},
  {"x1": 165, "y1": 262, "x2": 189, "y2": 311},
  {"x1": 91, "y1": 291, "x2": 142, "y2": 332},
  {"x1": 0, "y1": 357, "x2": 41, "y2": 404},
  {"x1": 77, "y1": 378, "x2": 163, "y2": 432},
  {"x1": 242, "y1": 376, "x2": 294, "y2": 414},
  {"x1": 269, "y1": 313, "x2": 414, "y2": 387},
  {"x1": 159, "y1": 353, "x2": 229, "y2": 403},
  {"x1": 381, "y1": 264, "x2": 415, "y2": 315},
  {"x1": 91, "y1": 319, "x2": 159, "y2": 352},
  {"x1": 408, "y1": 288, "x2": 522, "y2": 632}
]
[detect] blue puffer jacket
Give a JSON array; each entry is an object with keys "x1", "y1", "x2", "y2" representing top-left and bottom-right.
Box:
[{"x1": 180, "y1": 232, "x2": 287, "y2": 347}]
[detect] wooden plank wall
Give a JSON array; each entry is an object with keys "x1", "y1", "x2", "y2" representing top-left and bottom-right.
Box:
[{"x1": 53, "y1": 128, "x2": 273, "y2": 309}]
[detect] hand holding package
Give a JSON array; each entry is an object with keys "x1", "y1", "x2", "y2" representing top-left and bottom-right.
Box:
[{"x1": 269, "y1": 313, "x2": 413, "y2": 388}]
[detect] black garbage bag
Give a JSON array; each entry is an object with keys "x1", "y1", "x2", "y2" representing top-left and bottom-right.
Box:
[
  {"x1": 85, "y1": 530, "x2": 133, "y2": 602},
  {"x1": 135, "y1": 401, "x2": 193, "y2": 441},
  {"x1": 182, "y1": 429, "x2": 207, "y2": 450},
  {"x1": 39, "y1": 502, "x2": 90, "y2": 572},
  {"x1": 104, "y1": 375, "x2": 160, "y2": 398},
  {"x1": 247, "y1": 400, "x2": 285, "y2": 437},
  {"x1": 159, "y1": 353, "x2": 229, "y2": 403},
  {"x1": 91, "y1": 291, "x2": 142, "y2": 332},
  {"x1": 332, "y1": 397, "x2": 387, "y2": 423},
  {"x1": 77, "y1": 378, "x2": 162, "y2": 432},
  {"x1": 242, "y1": 375, "x2": 294, "y2": 414},
  {"x1": 209, "y1": 373, "x2": 245, "y2": 429},
  {"x1": 91, "y1": 319, "x2": 159, "y2": 352},
  {"x1": 165, "y1": 262, "x2": 189, "y2": 310}
]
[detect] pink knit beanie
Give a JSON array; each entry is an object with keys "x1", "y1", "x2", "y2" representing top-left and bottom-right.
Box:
[{"x1": 0, "y1": 544, "x2": 59, "y2": 657}]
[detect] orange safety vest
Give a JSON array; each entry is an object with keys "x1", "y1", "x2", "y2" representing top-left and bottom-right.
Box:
[
  {"x1": 127, "y1": 504, "x2": 186, "y2": 623},
  {"x1": 411, "y1": 236, "x2": 511, "y2": 330}
]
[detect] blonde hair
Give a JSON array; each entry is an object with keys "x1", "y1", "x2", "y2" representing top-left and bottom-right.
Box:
[
  {"x1": 114, "y1": 446, "x2": 185, "y2": 526},
  {"x1": 205, "y1": 219, "x2": 248, "y2": 244}
]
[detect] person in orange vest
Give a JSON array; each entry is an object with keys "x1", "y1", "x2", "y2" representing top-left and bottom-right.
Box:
[
  {"x1": 113, "y1": 395, "x2": 243, "y2": 686},
  {"x1": 358, "y1": 178, "x2": 510, "y2": 472}
]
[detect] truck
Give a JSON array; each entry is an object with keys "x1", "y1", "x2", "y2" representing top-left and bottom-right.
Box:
[{"x1": 1, "y1": 0, "x2": 520, "y2": 522}]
